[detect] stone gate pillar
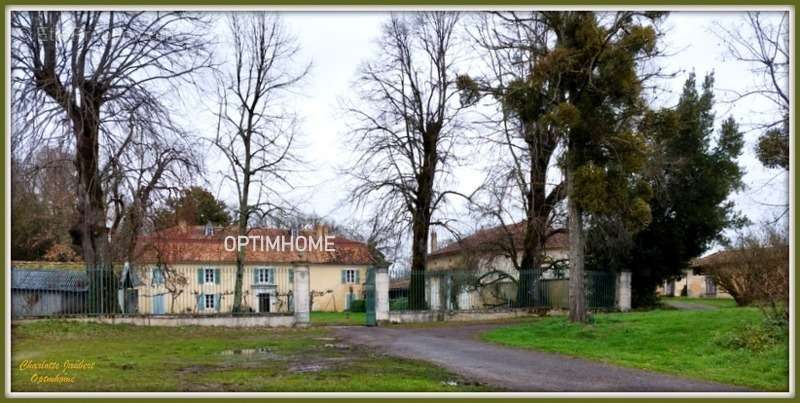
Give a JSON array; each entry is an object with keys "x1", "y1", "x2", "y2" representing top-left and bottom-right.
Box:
[
  {"x1": 616, "y1": 271, "x2": 632, "y2": 312},
  {"x1": 375, "y1": 266, "x2": 389, "y2": 322},
  {"x1": 293, "y1": 264, "x2": 310, "y2": 326}
]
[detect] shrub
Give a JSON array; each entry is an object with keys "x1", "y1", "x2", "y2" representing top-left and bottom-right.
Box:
[
  {"x1": 390, "y1": 297, "x2": 408, "y2": 311},
  {"x1": 715, "y1": 322, "x2": 787, "y2": 353},
  {"x1": 703, "y1": 225, "x2": 788, "y2": 324},
  {"x1": 43, "y1": 243, "x2": 79, "y2": 262},
  {"x1": 349, "y1": 299, "x2": 366, "y2": 312}
]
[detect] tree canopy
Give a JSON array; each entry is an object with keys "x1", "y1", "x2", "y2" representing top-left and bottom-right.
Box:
[{"x1": 588, "y1": 73, "x2": 745, "y2": 306}]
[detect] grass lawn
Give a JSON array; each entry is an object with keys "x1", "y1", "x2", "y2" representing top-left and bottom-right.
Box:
[
  {"x1": 661, "y1": 296, "x2": 739, "y2": 309},
  {"x1": 310, "y1": 311, "x2": 366, "y2": 326},
  {"x1": 482, "y1": 308, "x2": 788, "y2": 391},
  {"x1": 11, "y1": 320, "x2": 491, "y2": 392}
]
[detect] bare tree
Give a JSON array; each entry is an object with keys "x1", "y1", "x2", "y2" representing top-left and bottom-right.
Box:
[
  {"x1": 11, "y1": 11, "x2": 212, "y2": 312},
  {"x1": 212, "y1": 13, "x2": 309, "y2": 312},
  {"x1": 702, "y1": 224, "x2": 788, "y2": 324},
  {"x1": 108, "y1": 122, "x2": 201, "y2": 269},
  {"x1": 715, "y1": 12, "x2": 789, "y2": 171},
  {"x1": 464, "y1": 12, "x2": 568, "y2": 306},
  {"x1": 344, "y1": 12, "x2": 467, "y2": 309}
]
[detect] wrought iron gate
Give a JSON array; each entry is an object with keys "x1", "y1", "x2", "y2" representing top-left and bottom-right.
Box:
[{"x1": 365, "y1": 267, "x2": 376, "y2": 326}]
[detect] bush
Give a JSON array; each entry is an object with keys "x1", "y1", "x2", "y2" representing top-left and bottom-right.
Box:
[
  {"x1": 389, "y1": 297, "x2": 408, "y2": 311},
  {"x1": 715, "y1": 322, "x2": 787, "y2": 353},
  {"x1": 43, "y1": 243, "x2": 79, "y2": 262},
  {"x1": 349, "y1": 299, "x2": 366, "y2": 312},
  {"x1": 704, "y1": 226, "x2": 788, "y2": 324}
]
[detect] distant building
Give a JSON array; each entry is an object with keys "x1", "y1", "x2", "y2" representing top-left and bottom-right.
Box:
[
  {"x1": 656, "y1": 251, "x2": 734, "y2": 299},
  {"x1": 11, "y1": 268, "x2": 88, "y2": 317},
  {"x1": 423, "y1": 222, "x2": 569, "y2": 309}
]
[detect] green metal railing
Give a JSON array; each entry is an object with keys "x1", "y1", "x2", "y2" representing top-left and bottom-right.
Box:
[{"x1": 389, "y1": 268, "x2": 617, "y2": 312}]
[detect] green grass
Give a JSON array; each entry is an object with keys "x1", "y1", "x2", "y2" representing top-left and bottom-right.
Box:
[
  {"x1": 310, "y1": 311, "x2": 366, "y2": 326},
  {"x1": 482, "y1": 308, "x2": 788, "y2": 391},
  {"x1": 12, "y1": 320, "x2": 491, "y2": 392},
  {"x1": 661, "y1": 296, "x2": 739, "y2": 309}
]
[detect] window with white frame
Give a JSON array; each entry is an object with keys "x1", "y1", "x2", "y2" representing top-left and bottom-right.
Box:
[
  {"x1": 344, "y1": 269, "x2": 357, "y2": 284},
  {"x1": 205, "y1": 294, "x2": 216, "y2": 310},
  {"x1": 204, "y1": 268, "x2": 215, "y2": 284},
  {"x1": 255, "y1": 268, "x2": 273, "y2": 284}
]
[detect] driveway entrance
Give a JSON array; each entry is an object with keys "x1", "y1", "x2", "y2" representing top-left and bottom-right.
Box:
[{"x1": 332, "y1": 323, "x2": 748, "y2": 392}]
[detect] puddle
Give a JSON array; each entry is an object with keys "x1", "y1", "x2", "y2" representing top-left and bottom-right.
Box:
[
  {"x1": 324, "y1": 343, "x2": 351, "y2": 350},
  {"x1": 288, "y1": 362, "x2": 329, "y2": 373},
  {"x1": 220, "y1": 348, "x2": 275, "y2": 356}
]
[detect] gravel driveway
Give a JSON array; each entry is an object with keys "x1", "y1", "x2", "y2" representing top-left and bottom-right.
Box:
[{"x1": 332, "y1": 323, "x2": 750, "y2": 392}]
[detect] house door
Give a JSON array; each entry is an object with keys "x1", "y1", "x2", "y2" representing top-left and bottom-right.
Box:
[
  {"x1": 258, "y1": 293, "x2": 271, "y2": 313},
  {"x1": 705, "y1": 277, "x2": 717, "y2": 296},
  {"x1": 152, "y1": 294, "x2": 165, "y2": 315}
]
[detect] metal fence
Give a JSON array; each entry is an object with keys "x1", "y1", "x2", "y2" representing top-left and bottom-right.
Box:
[
  {"x1": 11, "y1": 265, "x2": 295, "y2": 319},
  {"x1": 389, "y1": 268, "x2": 617, "y2": 312}
]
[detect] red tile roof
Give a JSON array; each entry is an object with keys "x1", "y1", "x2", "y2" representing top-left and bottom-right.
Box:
[
  {"x1": 428, "y1": 222, "x2": 567, "y2": 259},
  {"x1": 135, "y1": 225, "x2": 376, "y2": 266}
]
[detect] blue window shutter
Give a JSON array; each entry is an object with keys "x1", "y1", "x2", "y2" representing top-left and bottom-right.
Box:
[
  {"x1": 197, "y1": 268, "x2": 203, "y2": 284},
  {"x1": 355, "y1": 270, "x2": 360, "y2": 284},
  {"x1": 214, "y1": 269, "x2": 221, "y2": 285},
  {"x1": 288, "y1": 269, "x2": 294, "y2": 283},
  {"x1": 197, "y1": 293, "x2": 204, "y2": 311},
  {"x1": 254, "y1": 268, "x2": 259, "y2": 284},
  {"x1": 269, "y1": 268, "x2": 275, "y2": 284},
  {"x1": 341, "y1": 270, "x2": 346, "y2": 284},
  {"x1": 214, "y1": 294, "x2": 221, "y2": 312}
]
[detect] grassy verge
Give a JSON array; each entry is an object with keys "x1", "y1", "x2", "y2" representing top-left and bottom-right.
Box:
[
  {"x1": 310, "y1": 311, "x2": 366, "y2": 326},
  {"x1": 12, "y1": 320, "x2": 491, "y2": 392},
  {"x1": 661, "y1": 297, "x2": 739, "y2": 309},
  {"x1": 481, "y1": 308, "x2": 787, "y2": 391}
]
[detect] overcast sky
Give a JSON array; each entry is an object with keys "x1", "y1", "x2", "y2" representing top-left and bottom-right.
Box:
[{"x1": 186, "y1": 11, "x2": 789, "y2": 251}]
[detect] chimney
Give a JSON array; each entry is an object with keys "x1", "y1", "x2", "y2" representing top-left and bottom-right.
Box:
[
  {"x1": 430, "y1": 230, "x2": 438, "y2": 252},
  {"x1": 315, "y1": 223, "x2": 327, "y2": 238},
  {"x1": 178, "y1": 219, "x2": 188, "y2": 234}
]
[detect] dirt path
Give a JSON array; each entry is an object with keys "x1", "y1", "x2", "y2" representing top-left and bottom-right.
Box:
[
  {"x1": 662, "y1": 300, "x2": 718, "y2": 311},
  {"x1": 332, "y1": 323, "x2": 749, "y2": 392}
]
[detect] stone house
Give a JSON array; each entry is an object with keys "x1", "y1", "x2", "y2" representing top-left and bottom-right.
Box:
[
  {"x1": 133, "y1": 223, "x2": 376, "y2": 314},
  {"x1": 656, "y1": 251, "x2": 733, "y2": 298},
  {"x1": 424, "y1": 222, "x2": 569, "y2": 309}
]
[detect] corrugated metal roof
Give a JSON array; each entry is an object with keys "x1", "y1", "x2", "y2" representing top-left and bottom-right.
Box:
[{"x1": 11, "y1": 269, "x2": 89, "y2": 292}]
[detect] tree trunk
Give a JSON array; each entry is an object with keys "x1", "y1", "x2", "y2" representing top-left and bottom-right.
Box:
[
  {"x1": 408, "y1": 136, "x2": 437, "y2": 310},
  {"x1": 567, "y1": 168, "x2": 587, "y2": 323},
  {"x1": 516, "y1": 223, "x2": 542, "y2": 308},
  {"x1": 73, "y1": 110, "x2": 117, "y2": 314},
  {"x1": 515, "y1": 140, "x2": 553, "y2": 308},
  {"x1": 233, "y1": 211, "x2": 247, "y2": 313},
  {"x1": 408, "y1": 213, "x2": 430, "y2": 310}
]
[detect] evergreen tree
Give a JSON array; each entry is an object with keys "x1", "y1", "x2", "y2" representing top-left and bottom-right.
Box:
[{"x1": 588, "y1": 73, "x2": 746, "y2": 306}]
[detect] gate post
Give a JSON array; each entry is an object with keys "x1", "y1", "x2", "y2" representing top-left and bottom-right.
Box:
[
  {"x1": 615, "y1": 271, "x2": 632, "y2": 312},
  {"x1": 375, "y1": 265, "x2": 389, "y2": 322},
  {"x1": 293, "y1": 264, "x2": 310, "y2": 326}
]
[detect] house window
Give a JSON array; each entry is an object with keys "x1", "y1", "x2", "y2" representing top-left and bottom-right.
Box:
[
  {"x1": 151, "y1": 266, "x2": 165, "y2": 286},
  {"x1": 254, "y1": 268, "x2": 274, "y2": 284},
  {"x1": 344, "y1": 269, "x2": 358, "y2": 284},
  {"x1": 205, "y1": 294, "x2": 216, "y2": 310},
  {"x1": 204, "y1": 268, "x2": 216, "y2": 284}
]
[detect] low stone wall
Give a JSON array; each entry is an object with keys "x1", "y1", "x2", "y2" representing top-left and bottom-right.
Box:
[
  {"x1": 20, "y1": 314, "x2": 297, "y2": 328},
  {"x1": 387, "y1": 308, "x2": 539, "y2": 324}
]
